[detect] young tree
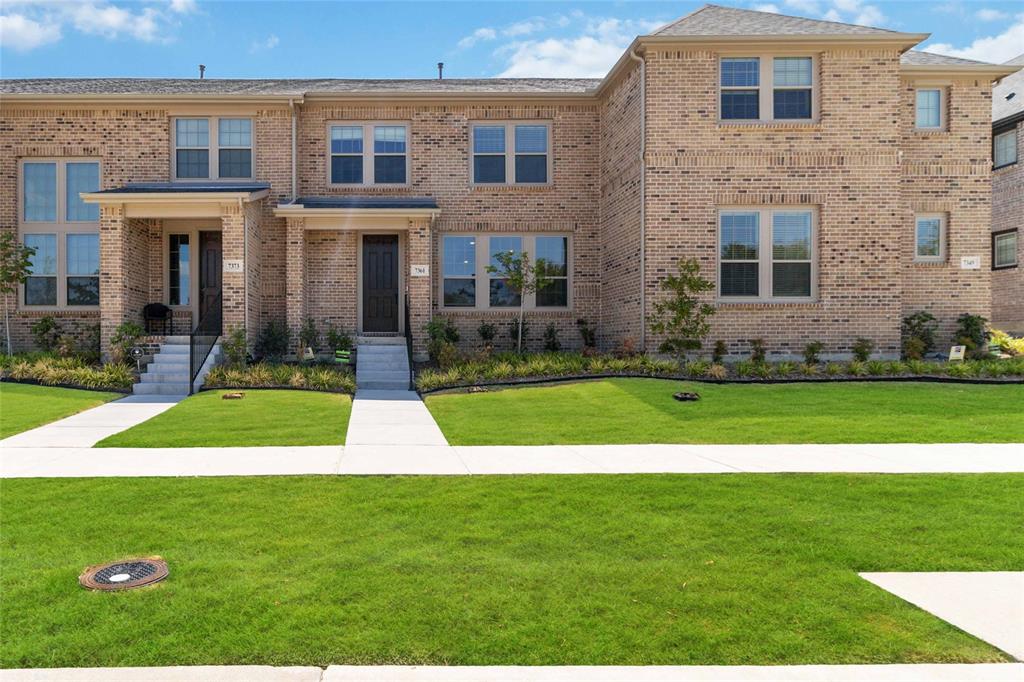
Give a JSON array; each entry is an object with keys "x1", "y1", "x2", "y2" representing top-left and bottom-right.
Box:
[
  {"x1": 485, "y1": 250, "x2": 555, "y2": 353},
  {"x1": 648, "y1": 257, "x2": 716, "y2": 368},
  {"x1": 0, "y1": 233, "x2": 35, "y2": 356}
]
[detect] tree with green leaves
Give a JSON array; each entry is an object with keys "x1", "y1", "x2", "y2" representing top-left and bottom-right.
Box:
[
  {"x1": 648, "y1": 257, "x2": 716, "y2": 368},
  {"x1": 0, "y1": 233, "x2": 36, "y2": 356},
  {"x1": 485, "y1": 249, "x2": 555, "y2": 354}
]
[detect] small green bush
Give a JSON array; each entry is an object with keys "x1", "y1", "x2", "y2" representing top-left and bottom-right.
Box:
[
  {"x1": 803, "y1": 341, "x2": 823, "y2": 365},
  {"x1": 753, "y1": 363, "x2": 774, "y2": 379},
  {"x1": 865, "y1": 360, "x2": 887, "y2": 376},
  {"x1": 478, "y1": 322, "x2": 497, "y2": 344},
  {"x1": 576, "y1": 319, "x2": 596, "y2": 349},
  {"x1": 256, "y1": 319, "x2": 290, "y2": 362},
  {"x1": 712, "y1": 340, "x2": 728, "y2": 364},
  {"x1": 110, "y1": 321, "x2": 144, "y2": 363},
  {"x1": 221, "y1": 326, "x2": 248, "y2": 368},
  {"x1": 851, "y1": 337, "x2": 874, "y2": 362},
  {"x1": 204, "y1": 362, "x2": 355, "y2": 393},
  {"x1": 325, "y1": 324, "x2": 353, "y2": 352},
  {"x1": 735, "y1": 360, "x2": 755, "y2": 378},
  {"x1": 30, "y1": 316, "x2": 61, "y2": 351},
  {"x1": 824, "y1": 362, "x2": 844, "y2": 377},
  {"x1": 847, "y1": 361, "x2": 868, "y2": 377},
  {"x1": 749, "y1": 339, "x2": 767, "y2": 364},
  {"x1": 775, "y1": 361, "x2": 796, "y2": 377},
  {"x1": 902, "y1": 311, "x2": 937, "y2": 359},
  {"x1": 955, "y1": 313, "x2": 989, "y2": 359},
  {"x1": 299, "y1": 318, "x2": 320, "y2": 353},
  {"x1": 543, "y1": 324, "x2": 561, "y2": 352},
  {"x1": 798, "y1": 362, "x2": 819, "y2": 376},
  {"x1": 0, "y1": 353, "x2": 133, "y2": 390}
]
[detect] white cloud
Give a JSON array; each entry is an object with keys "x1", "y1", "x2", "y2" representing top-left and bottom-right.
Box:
[
  {"x1": 753, "y1": 4, "x2": 781, "y2": 13},
  {"x1": 927, "y1": 15, "x2": 1024, "y2": 63},
  {"x1": 783, "y1": 0, "x2": 887, "y2": 27},
  {"x1": 976, "y1": 8, "x2": 1009, "y2": 21},
  {"x1": 504, "y1": 19, "x2": 546, "y2": 37},
  {"x1": 457, "y1": 26, "x2": 496, "y2": 49},
  {"x1": 0, "y1": 12, "x2": 61, "y2": 51},
  {"x1": 168, "y1": 0, "x2": 197, "y2": 13},
  {"x1": 249, "y1": 33, "x2": 279, "y2": 53},
  {"x1": 66, "y1": 2, "x2": 161, "y2": 41},
  {"x1": 783, "y1": 0, "x2": 821, "y2": 13},
  {"x1": 853, "y1": 5, "x2": 885, "y2": 26}
]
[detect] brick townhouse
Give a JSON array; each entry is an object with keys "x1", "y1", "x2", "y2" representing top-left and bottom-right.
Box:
[
  {"x1": 2, "y1": 4, "x2": 1019, "y2": 374},
  {"x1": 992, "y1": 54, "x2": 1024, "y2": 333}
]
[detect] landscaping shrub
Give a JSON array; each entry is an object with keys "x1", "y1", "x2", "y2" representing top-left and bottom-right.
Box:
[
  {"x1": 222, "y1": 326, "x2": 248, "y2": 368},
  {"x1": 508, "y1": 318, "x2": 529, "y2": 350},
  {"x1": 704, "y1": 363, "x2": 727, "y2": 380},
  {"x1": 477, "y1": 322, "x2": 497, "y2": 348},
  {"x1": 204, "y1": 362, "x2": 355, "y2": 393},
  {"x1": 955, "y1": 313, "x2": 989, "y2": 359},
  {"x1": 775, "y1": 361, "x2": 796, "y2": 377},
  {"x1": 325, "y1": 324, "x2": 353, "y2": 352},
  {"x1": 851, "y1": 337, "x2": 874, "y2": 362},
  {"x1": 648, "y1": 257, "x2": 716, "y2": 365},
  {"x1": 865, "y1": 360, "x2": 887, "y2": 376},
  {"x1": 110, "y1": 321, "x2": 143, "y2": 363},
  {"x1": 991, "y1": 329, "x2": 1024, "y2": 356},
  {"x1": 802, "y1": 341, "x2": 823, "y2": 365},
  {"x1": 543, "y1": 324, "x2": 561, "y2": 352},
  {"x1": 30, "y1": 316, "x2": 61, "y2": 352},
  {"x1": 427, "y1": 316, "x2": 460, "y2": 364},
  {"x1": 712, "y1": 340, "x2": 727, "y2": 364},
  {"x1": 0, "y1": 353, "x2": 133, "y2": 390},
  {"x1": 256, "y1": 319, "x2": 290, "y2": 361},
  {"x1": 902, "y1": 311, "x2": 938, "y2": 359},
  {"x1": 798, "y1": 362, "x2": 819, "y2": 376},
  {"x1": 846, "y1": 360, "x2": 868, "y2": 377},
  {"x1": 735, "y1": 361, "x2": 755, "y2": 378},
  {"x1": 299, "y1": 318, "x2": 320, "y2": 353},
  {"x1": 824, "y1": 362, "x2": 844, "y2": 377},
  {"x1": 753, "y1": 363, "x2": 774, "y2": 379},
  {"x1": 749, "y1": 339, "x2": 767, "y2": 364},
  {"x1": 686, "y1": 360, "x2": 709, "y2": 378},
  {"x1": 576, "y1": 318, "x2": 596, "y2": 350}
]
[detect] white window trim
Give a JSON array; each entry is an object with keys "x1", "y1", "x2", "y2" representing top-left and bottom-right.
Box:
[
  {"x1": 716, "y1": 206, "x2": 818, "y2": 303},
  {"x1": 914, "y1": 213, "x2": 947, "y2": 263},
  {"x1": 17, "y1": 158, "x2": 101, "y2": 311},
  {"x1": 914, "y1": 88, "x2": 946, "y2": 131},
  {"x1": 718, "y1": 54, "x2": 819, "y2": 124},
  {"x1": 993, "y1": 230, "x2": 1018, "y2": 270},
  {"x1": 171, "y1": 116, "x2": 255, "y2": 182},
  {"x1": 994, "y1": 127, "x2": 1018, "y2": 168},
  {"x1": 469, "y1": 121, "x2": 553, "y2": 187},
  {"x1": 439, "y1": 233, "x2": 572, "y2": 311},
  {"x1": 326, "y1": 121, "x2": 411, "y2": 187}
]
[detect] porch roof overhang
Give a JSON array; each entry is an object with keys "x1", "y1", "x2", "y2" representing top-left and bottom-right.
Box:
[
  {"x1": 81, "y1": 182, "x2": 272, "y2": 205},
  {"x1": 273, "y1": 196, "x2": 441, "y2": 219}
]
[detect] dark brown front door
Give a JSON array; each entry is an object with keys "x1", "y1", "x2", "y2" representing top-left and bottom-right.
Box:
[
  {"x1": 362, "y1": 234, "x2": 399, "y2": 333},
  {"x1": 199, "y1": 231, "x2": 222, "y2": 321}
]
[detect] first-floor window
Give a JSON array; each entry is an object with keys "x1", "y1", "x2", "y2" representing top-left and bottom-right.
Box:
[
  {"x1": 718, "y1": 208, "x2": 816, "y2": 301},
  {"x1": 66, "y1": 234, "x2": 99, "y2": 305},
  {"x1": 169, "y1": 234, "x2": 191, "y2": 305},
  {"x1": 915, "y1": 214, "x2": 946, "y2": 262},
  {"x1": 993, "y1": 230, "x2": 1018, "y2": 269},
  {"x1": 440, "y1": 233, "x2": 571, "y2": 309},
  {"x1": 24, "y1": 234, "x2": 57, "y2": 306}
]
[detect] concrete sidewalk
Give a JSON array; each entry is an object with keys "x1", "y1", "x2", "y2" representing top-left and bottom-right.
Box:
[
  {"x1": 2, "y1": 442, "x2": 1022, "y2": 478},
  {"x1": 345, "y1": 390, "x2": 448, "y2": 446}
]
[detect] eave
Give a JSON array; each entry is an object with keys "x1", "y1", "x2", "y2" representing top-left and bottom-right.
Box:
[
  {"x1": 901, "y1": 64, "x2": 1021, "y2": 79},
  {"x1": 82, "y1": 188, "x2": 271, "y2": 204},
  {"x1": 273, "y1": 205, "x2": 441, "y2": 219}
]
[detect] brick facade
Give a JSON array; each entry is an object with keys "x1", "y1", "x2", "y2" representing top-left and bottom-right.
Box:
[{"x1": 992, "y1": 121, "x2": 1023, "y2": 332}]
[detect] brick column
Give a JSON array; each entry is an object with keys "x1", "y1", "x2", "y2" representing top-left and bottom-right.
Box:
[
  {"x1": 407, "y1": 217, "x2": 432, "y2": 360},
  {"x1": 220, "y1": 202, "x2": 247, "y2": 343},
  {"x1": 285, "y1": 216, "x2": 306, "y2": 348},
  {"x1": 99, "y1": 204, "x2": 126, "y2": 361}
]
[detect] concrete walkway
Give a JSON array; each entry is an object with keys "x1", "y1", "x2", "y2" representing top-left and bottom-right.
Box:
[
  {"x1": 861, "y1": 572, "x2": 1024, "y2": 660},
  {"x1": 0, "y1": 394, "x2": 183, "y2": 449},
  {"x1": 3, "y1": 664, "x2": 1021, "y2": 681},
  {"x1": 2, "y1": 442, "x2": 1022, "y2": 478},
  {"x1": 344, "y1": 390, "x2": 448, "y2": 446}
]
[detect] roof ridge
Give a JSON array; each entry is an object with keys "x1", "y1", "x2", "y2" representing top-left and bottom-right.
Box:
[
  {"x1": 649, "y1": 3, "x2": 716, "y2": 36},
  {"x1": 652, "y1": 2, "x2": 904, "y2": 37}
]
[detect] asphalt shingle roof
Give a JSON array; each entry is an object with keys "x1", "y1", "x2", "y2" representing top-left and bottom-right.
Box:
[
  {"x1": 993, "y1": 55, "x2": 1024, "y2": 124},
  {"x1": 651, "y1": 4, "x2": 901, "y2": 36},
  {"x1": 900, "y1": 50, "x2": 994, "y2": 66}
]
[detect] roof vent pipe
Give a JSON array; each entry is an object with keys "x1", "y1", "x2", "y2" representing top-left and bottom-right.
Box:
[
  {"x1": 199, "y1": 64, "x2": 206, "y2": 79},
  {"x1": 437, "y1": 62, "x2": 444, "y2": 79}
]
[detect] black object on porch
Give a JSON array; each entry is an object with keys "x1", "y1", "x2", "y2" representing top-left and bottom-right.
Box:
[{"x1": 143, "y1": 303, "x2": 172, "y2": 335}]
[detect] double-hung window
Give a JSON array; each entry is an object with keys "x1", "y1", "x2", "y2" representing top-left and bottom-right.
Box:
[
  {"x1": 440, "y1": 234, "x2": 571, "y2": 309},
  {"x1": 471, "y1": 122, "x2": 551, "y2": 185},
  {"x1": 721, "y1": 56, "x2": 814, "y2": 122},
  {"x1": 993, "y1": 230, "x2": 1018, "y2": 270},
  {"x1": 173, "y1": 117, "x2": 253, "y2": 180},
  {"x1": 915, "y1": 89, "x2": 944, "y2": 130},
  {"x1": 914, "y1": 214, "x2": 946, "y2": 262},
  {"x1": 19, "y1": 159, "x2": 101, "y2": 308},
  {"x1": 718, "y1": 208, "x2": 816, "y2": 301},
  {"x1": 328, "y1": 123, "x2": 409, "y2": 185},
  {"x1": 994, "y1": 127, "x2": 1017, "y2": 168}
]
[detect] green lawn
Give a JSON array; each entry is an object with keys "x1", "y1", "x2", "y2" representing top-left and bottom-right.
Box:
[
  {"x1": 0, "y1": 382, "x2": 120, "y2": 439},
  {"x1": 95, "y1": 389, "x2": 351, "y2": 447},
  {"x1": 1, "y1": 474, "x2": 1021, "y2": 667},
  {"x1": 425, "y1": 379, "x2": 1024, "y2": 445}
]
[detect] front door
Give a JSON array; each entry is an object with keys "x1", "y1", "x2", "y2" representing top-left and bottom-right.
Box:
[
  {"x1": 199, "y1": 231, "x2": 222, "y2": 322},
  {"x1": 362, "y1": 234, "x2": 399, "y2": 333}
]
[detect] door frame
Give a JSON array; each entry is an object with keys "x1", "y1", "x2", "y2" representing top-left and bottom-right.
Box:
[
  {"x1": 356, "y1": 231, "x2": 405, "y2": 335},
  {"x1": 163, "y1": 219, "x2": 222, "y2": 328}
]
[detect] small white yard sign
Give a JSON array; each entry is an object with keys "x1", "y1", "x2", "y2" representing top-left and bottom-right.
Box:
[{"x1": 949, "y1": 345, "x2": 966, "y2": 362}]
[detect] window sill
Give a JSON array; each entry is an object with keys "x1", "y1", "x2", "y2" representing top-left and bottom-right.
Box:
[
  {"x1": 15, "y1": 307, "x2": 100, "y2": 316},
  {"x1": 715, "y1": 299, "x2": 819, "y2": 308},
  {"x1": 717, "y1": 120, "x2": 820, "y2": 130},
  {"x1": 993, "y1": 161, "x2": 1018, "y2": 171},
  {"x1": 993, "y1": 264, "x2": 1018, "y2": 271},
  {"x1": 470, "y1": 184, "x2": 553, "y2": 192},
  {"x1": 911, "y1": 259, "x2": 947, "y2": 266},
  {"x1": 327, "y1": 184, "x2": 411, "y2": 192},
  {"x1": 912, "y1": 129, "x2": 948, "y2": 135},
  {"x1": 439, "y1": 307, "x2": 573, "y2": 316}
]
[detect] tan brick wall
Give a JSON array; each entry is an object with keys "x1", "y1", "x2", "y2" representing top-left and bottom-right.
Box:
[
  {"x1": 992, "y1": 121, "x2": 1023, "y2": 332},
  {"x1": 304, "y1": 229, "x2": 358, "y2": 339}
]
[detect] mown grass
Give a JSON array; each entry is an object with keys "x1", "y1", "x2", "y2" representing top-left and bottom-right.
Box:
[
  {"x1": 425, "y1": 378, "x2": 1024, "y2": 445},
  {"x1": 95, "y1": 389, "x2": 351, "y2": 447},
  {"x1": 0, "y1": 382, "x2": 120, "y2": 439},
  {"x1": 1, "y1": 474, "x2": 1021, "y2": 667}
]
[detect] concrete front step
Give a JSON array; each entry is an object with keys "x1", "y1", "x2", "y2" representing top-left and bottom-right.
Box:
[
  {"x1": 133, "y1": 381, "x2": 190, "y2": 395},
  {"x1": 163, "y1": 335, "x2": 189, "y2": 344},
  {"x1": 356, "y1": 335, "x2": 405, "y2": 346},
  {"x1": 141, "y1": 372, "x2": 190, "y2": 383},
  {"x1": 358, "y1": 380, "x2": 411, "y2": 390},
  {"x1": 356, "y1": 370, "x2": 409, "y2": 382},
  {"x1": 158, "y1": 344, "x2": 190, "y2": 355}
]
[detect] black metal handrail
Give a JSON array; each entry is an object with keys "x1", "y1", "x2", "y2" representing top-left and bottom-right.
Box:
[
  {"x1": 404, "y1": 297, "x2": 414, "y2": 391},
  {"x1": 189, "y1": 291, "x2": 223, "y2": 395}
]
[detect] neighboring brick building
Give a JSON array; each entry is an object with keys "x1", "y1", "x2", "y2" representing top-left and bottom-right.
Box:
[
  {"x1": 992, "y1": 54, "x2": 1024, "y2": 333},
  {"x1": 1, "y1": 4, "x2": 1017, "y2": 364}
]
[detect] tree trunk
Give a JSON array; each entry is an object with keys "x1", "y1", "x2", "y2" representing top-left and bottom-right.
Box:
[
  {"x1": 3, "y1": 296, "x2": 10, "y2": 356},
  {"x1": 517, "y1": 305, "x2": 524, "y2": 354}
]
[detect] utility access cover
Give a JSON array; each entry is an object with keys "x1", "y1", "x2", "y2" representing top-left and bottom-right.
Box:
[{"x1": 79, "y1": 558, "x2": 169, "y2": 591}]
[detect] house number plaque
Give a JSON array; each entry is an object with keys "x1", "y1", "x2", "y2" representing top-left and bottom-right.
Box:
[
  {"x1": 223, "y1": 260, "x2": 244, "y2": 273},
  {"x1": 411, "y1": 265, "x2": 429, "y2": 277}
]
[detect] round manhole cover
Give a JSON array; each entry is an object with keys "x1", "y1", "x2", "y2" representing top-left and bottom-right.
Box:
[{"x1": 79, "y1": 558, "x2": 169, "y2": 591}]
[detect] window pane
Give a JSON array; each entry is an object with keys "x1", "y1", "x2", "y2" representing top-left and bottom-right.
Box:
[
  {"x1": 176, "y1": 149, "x2": 209, "y2": 178},
  {"x1": 721, "y1": 213, "x2": 759, "y2": 260},
  {"x1": 169, "y1": 234, "x2": 190, "y2": 306},
  {"x1": 374, "y1": 155, "x2": 406, "y2": 184},
  {"x1": 67, "y1": 277, "x2": 99, "y2": 306},
  {"x1": 489, "y1": 236, "x2": 522, "y2": 269},
  {"x1": 473, "y1": 126, "x2": 505, "y2": 154},
  {"x1": 995, "y1": 232, "x2": 1017, "y2": 267},
  {"x1": 25, "y1": 277, "x2": 56, "y2": 306},
  {"x1": 720, "y1": 262, "x2": 758, "y2": 297},
  {"x1": 916, "y1": 218, "x2": 942, "y2": 257},
  {"x1": 721, "y1": 58, "x2": 759, "y2": 87},
  {"x1": 489, "y1": 279, "x2": 521, "y2": 307},
  {"x1": 218, "y1": 149, "x2": 252, "y2": 178},
  {"x1": 721, "y1": 91, "x2": 759, "y2": 120},
  {"x1": 443, "y1": 236, "x2": 475, "y2": 277},
  {"x1": 23, "y1": 162, "x2": 57, "y2": 222},
  {"x1": 175, "y1": 118, "x2": 209, "y2": 147},
  {"x1": 515, "y1": 155, "x2": 547, "y2": 183},
  {"x1": 66, "y1": 162, "x2": 100, "y2": 221},
  {"x1": 537, "y1": 278, "x2": 567, "y2": 307},
  {"x1": 374, "y1": 126, "x2": 406, "y2": 154},
  {"x1": 66, "y1": 233, "x2": 99, "y2": 275},
  {"x1": 218, "y1": 118, "x2": 251, "y2": 147},
  {"x1": 536, "y1": 236, "x2": 567, "y2": 276},
  {"x1": 773, "y1": 89, "x2": 811, "y2": 119},
  {"x1": 772, "y1": 212, "x2": 811, "y2": 260},
  {"x1": 474, "y1": 156, "x2": 505, "y2": 183},
  {"x1": 515, "y1": 125, "x2": 547, "y2": 153},
  {"x1": 772, "y1": 262, "x2": 811, "y2": 297},
  {"x1": 443, "y1": 279, "x2": 476, "y2": 307},
  {"x1": 916, "y1": 90, "x2": 941, "y2": 128},
  {"x1": 995, "y1": 130, "x2": 1017, "y2": 166},
  {"x1": 24, "y1": 234, "x2": 57, "y2": 275},
  {"x1": 330, "y1": 126, "x2": 363, "y2": 154},
  {"x1": 331, "y1": 156, "x2": 363, "y2": 184},
  {"x1": 773, "y1": 57, "x2": 811, "y2": 86}
]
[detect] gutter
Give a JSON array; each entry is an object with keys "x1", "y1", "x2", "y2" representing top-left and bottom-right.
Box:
[
  {"x1": 629, "y1": 46, "x2": 647, "y2": 353},
  {"x1": 80, "y1": 189, "x2": 271, "y2": 204}
]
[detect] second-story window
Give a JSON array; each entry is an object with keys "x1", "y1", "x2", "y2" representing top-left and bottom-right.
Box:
[
  {"x1": 471, "y1": 122, "x2": 551, "y2": 185},
  {"x1": 173, "y1": 117, "x2": 253, "y2": 180},
  {"x1": 721, "y1": 58, "x2": 760, "y2": 120},
  {"x1": 915, "y1": 89, "x2": 944, "y2": 130},
  {"x1": 329, "y1": 123, "x2": 408, "y2": 186},
  {"x1": 994, "y1": 127, "x2": 1017, "y2": 168},
  {"x1": 721, "y1": 56, "x2": 814, "y2": 122}
]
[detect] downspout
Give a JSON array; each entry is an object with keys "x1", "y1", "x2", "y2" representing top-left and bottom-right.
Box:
[
  {"x1": 628, "y1": 46, "x2": 646, "y2": 352},
  {"x1": 289, "y1": 98, "x2": 298, "y2": 200},
  {"x1": 239, "y1": 197, "x2": 248, "y2": 337}
]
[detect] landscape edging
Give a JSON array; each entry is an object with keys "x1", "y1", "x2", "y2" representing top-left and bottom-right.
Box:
[{"x1": 0, "y1": 377, "x2": 132, "y2": 394}]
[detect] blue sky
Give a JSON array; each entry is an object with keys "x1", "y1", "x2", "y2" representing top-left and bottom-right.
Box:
[{"x1": 1, "y1": 1, "x2": 1022, "y2": 80}]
